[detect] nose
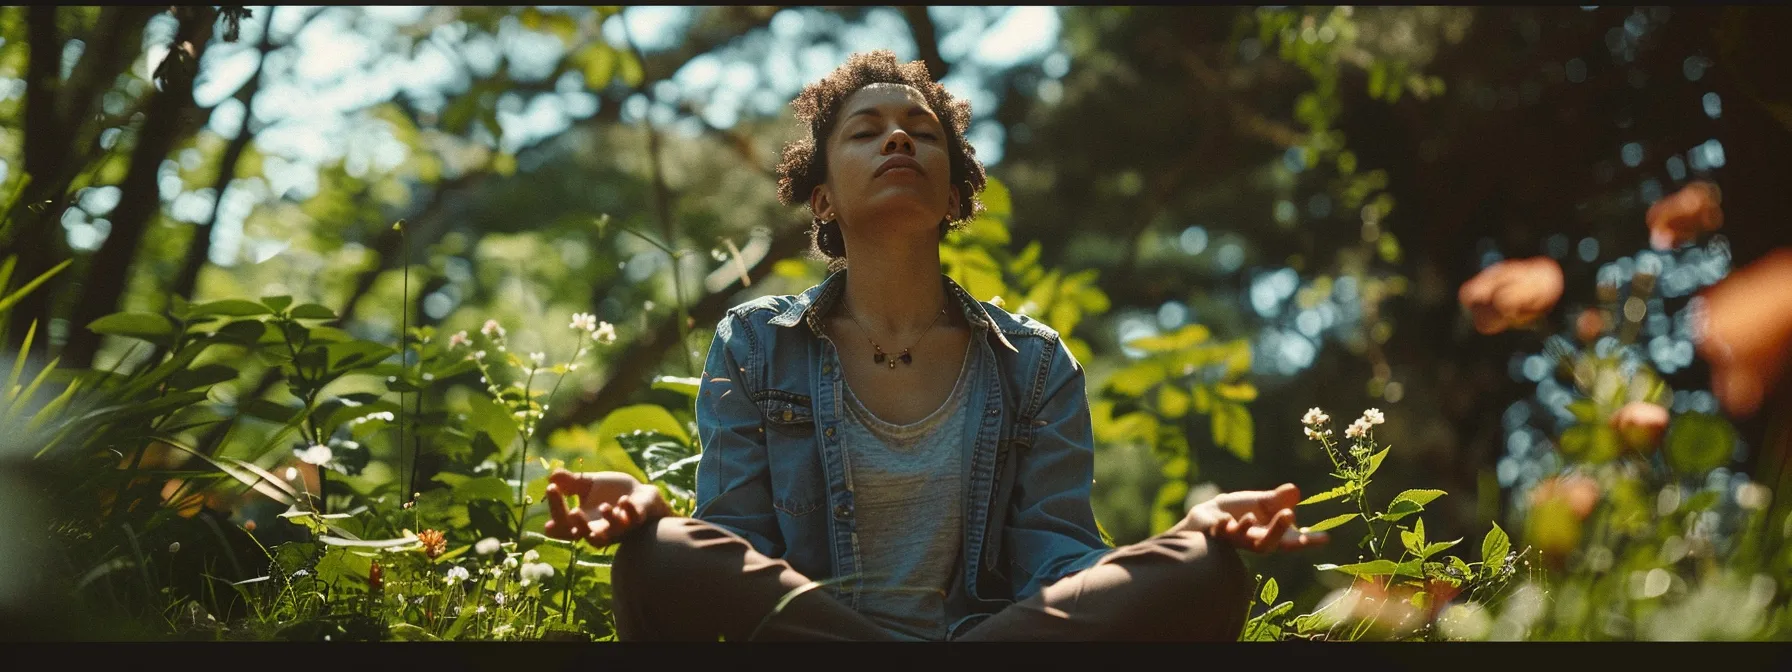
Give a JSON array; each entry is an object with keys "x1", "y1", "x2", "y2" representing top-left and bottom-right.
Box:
[{"x1": 882, "y1": 130, "x2": 915, "y2": 156}]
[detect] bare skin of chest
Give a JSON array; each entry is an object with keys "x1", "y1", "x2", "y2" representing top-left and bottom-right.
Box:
[{"x1": 823, "y1": 315, "x2": 973, "y2": 426}]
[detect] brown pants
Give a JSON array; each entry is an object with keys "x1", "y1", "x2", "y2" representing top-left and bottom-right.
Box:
[{"x1": 610, "y1": 517, "x2": 1251, "y2": 641}]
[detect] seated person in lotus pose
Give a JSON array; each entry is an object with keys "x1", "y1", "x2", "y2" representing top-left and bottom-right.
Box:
[{"x1": 542, "y1": 50, "x2": 1326, "y2": 641}]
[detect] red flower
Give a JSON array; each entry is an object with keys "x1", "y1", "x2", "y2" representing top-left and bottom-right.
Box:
[
  {"x1": 1647, "y1": 182, "x2": 1723, "y2": 250},
  {"x1": 1610, "y1": 401, "x2": 1669, "y2": 452},
  {"x1": 1694, "y1": 249, "x2": 1792, "y2": 417},
  {"x1": 1458, "y1": 257, "x2": 1565, "y2": 335}
]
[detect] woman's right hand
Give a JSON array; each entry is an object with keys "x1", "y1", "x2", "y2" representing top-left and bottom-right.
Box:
[{"x1": 543, "y1": 470, "x2": 671, "y2": 548}]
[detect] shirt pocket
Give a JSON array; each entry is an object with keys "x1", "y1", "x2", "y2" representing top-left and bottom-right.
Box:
[{"x1": 754, "y1": 390, "x2": 821, "y2": 517}]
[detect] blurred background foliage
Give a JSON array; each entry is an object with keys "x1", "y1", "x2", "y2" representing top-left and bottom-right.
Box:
[{"x1": 3, "y1": 5, "x2": 1792, "y2": 640}]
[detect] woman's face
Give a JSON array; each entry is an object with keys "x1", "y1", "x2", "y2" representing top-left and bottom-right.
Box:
[{"x1": 811, "y1": 83, "x2": 960, "y2": 237}]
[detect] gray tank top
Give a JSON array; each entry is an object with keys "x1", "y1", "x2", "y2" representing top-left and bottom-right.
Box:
[{"x1": 839, "y1": 337, "x2": 976, "y2": 641}]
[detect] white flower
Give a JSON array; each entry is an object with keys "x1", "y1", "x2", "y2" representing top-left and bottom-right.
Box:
[
  {"x1": 284, "y1": 467, "x2": 299, "y2": 481},
  {"x1": 1304, "y1": 427, "x2": 1331, "y2": 440},
  {"x1": 592, "y1": 321, "x2": 617, "y2": 345},
  {"x1": 1302, "y1": 407, "x2": 1329, "y2": 426},
  {"x1": 445, "y1": 566, "x2": 470, "y2": 583},
  {"x1": 448, "y1": 330, "x2": 470, "y2": 349},
  {"x1": 295, "y1": 444, "x2": 333, "y2": 466},
  {"x1": 502, "y1": 556, "x2": 519, "y2": 569},
  {"x1": 493, "y1": 592, "x2": 508, "y2": 605},
  {"x1": 520, "y1": 562, "x2": 556, "y2": 585},
  {"x1": 529, "y1": 352, "x2": 546, "y2": 367},
  {"x1": 1362, "y1": 408, "x2": 1386, "y2": 425},
  {"x1": 474, "y1": 537, "x2": 502, "y2": 555},
  {"x1": 570, "y1": 312, "x2": 597, "y2": 332},
  {"x1": 1345, "y1": 418, "x2": 1372, "y2": 439},
  {"x1": 168, "y1": 542, "x2": 181, "y2": 554},
  {"x1": 481, "y1": 319, "x2": 506, "y2": 338},
  {"x1": 523, "y1": 549, "x2": 540, "y2": 563},
  {"x1": 472, "y1": 350, "x2": 487, "y2": 361}
]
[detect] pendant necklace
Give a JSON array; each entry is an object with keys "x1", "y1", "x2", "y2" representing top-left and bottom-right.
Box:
[{"x1": 845, "y1": 304, "x2": 947, "y2": 370}]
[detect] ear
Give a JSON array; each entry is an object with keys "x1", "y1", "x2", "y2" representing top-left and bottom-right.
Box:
[
  {"x1": 946, "y1": 184, "x2": 963, "y2": 221},
  {"x1": 809, "y1": 184, "x2": 835, "y2": 223}
]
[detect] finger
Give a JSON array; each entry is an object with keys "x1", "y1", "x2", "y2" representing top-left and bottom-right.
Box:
[
  {"x1": 566, "y1": 508, "x2": 592, "y2": 540},
  {"x1": 549, "y1": 470, "x2": 588, "y2": 498},
  {"x1": 584, "y1": 515, "x2": 613, "y2": 548},
  {"x1": 609, "y1": 498, "x2": 636, "y2": 529},
  {"x1": 1283, "y1": 527, "x2": 1330, "y2": 549},
  {"x1": 1267, "y1": 483, "x2": 1302, "y2": 513},
  {"x1": 546, "y1": 484, "x2": 570, "y2": 524},
  {"x1": 1254, "y1": 509, "x2": 1295, "y2": 553},
  {"x1": 1238, "y1": 512, "x2": 1259, "y2": 530}
]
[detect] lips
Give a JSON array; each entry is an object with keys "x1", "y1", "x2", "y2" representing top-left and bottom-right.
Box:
[{"x1": 874, "y1": 155, "x2": 925, "y2": 178}]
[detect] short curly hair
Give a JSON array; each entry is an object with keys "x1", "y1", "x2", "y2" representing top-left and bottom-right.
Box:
[{"x1": 775, "y1": 50, "x2": 987, "y2": 270}]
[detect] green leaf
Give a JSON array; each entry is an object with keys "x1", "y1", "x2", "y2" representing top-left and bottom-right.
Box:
[
  {"x1": 1665, "y1": 413, "x2": 1737, "y2": 474},
  {"x1": 87, "y1": 312, "x2": 175, "y2": 345},
  {"x1": 579, "y1": 42, "x2": 617, "y2": 89},
  {"x1": 1560, "y1": 424, "x2": 1623, "y2": 463},
  {"x1": 1157, "y1": 385, "x2": 1190, "y2": 419},
  {"x1": 447, "y1": 475, "x2": 514, "y2": 503},
  {"x1": 319, "y1": 533, "x2": 420, "y2": 549},
  {"x1": 1316, "y1": 559, "x2": 1399, "y2": 578},
  {"x1": 651, "y1": 375, "x2": 701, "y2": 401},
  {"x1": 1390, "y1": 489, "x2": 1446, "y2": 509},
  {"x1": 618, "y1": 48, "x2": 644, "y2": 88},
  {"x1": 592, "y1": 404, "x2": 686, "y2": 479},
  {"x1": 288, "y1": 303, "x2": 338, "y2": 320},
  {"x1": 1260, "y1": 577, "x2": 1279, "y2": 605},
  {"x1": 1481, "y1": 522, "x2": 1510, "y2": 577},
  {"x1": 1364, "y1": 447, "x2": 1390, "y2": 478},
  {"x1": 190, "y1": 299, "x2": 273, "y2": 317},
  {"x1": 1565, "y1": 399, "x2": 1600, "y2": 424},
  {"x1": 1299, "y1": 483, "x2": 1354, "y2": 506},
  {"x1": 1124, "y1": 324, "x2": 1211, "y2": 354},
  {"x1": 1378, "y1": 498, "x2": 1424, "y2": 522},
  {"x1": 166, "y1": 364, "x2": 240, "y2": 390},
  {"x1": 1303, "y1": 512, "x2": 1358, "y2": 533},
  {"x1": 1423, "y1": 538, "x2": 1463, "y2": 558},
  {"x1": 0, "y1": 259, "x2": 70, "y2": 314},
  {"x1": 1105, "y1": 363, "x2": 1166, "y2": 397},
  {"x1": 261, "y1": 295, "x2": 293, "y2": 312},
  {"x1": 1213, "y1": 402, "x2": 1254, "y2": 462}
]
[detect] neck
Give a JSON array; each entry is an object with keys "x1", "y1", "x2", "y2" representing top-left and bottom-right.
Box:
[{"x1": 837, "y1": 220, "x2": 949, "y2": 339}]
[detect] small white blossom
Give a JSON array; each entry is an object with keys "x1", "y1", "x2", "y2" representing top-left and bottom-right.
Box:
[
  {"x1": 502, "y1": 556, "x2": 519, "y2": 569},
  {"x1": 523, "y1": 549, "x2": 540, "y2": 563},
  {"x1": 168, "y1": 542, "x2": 181, "y2": 554},
  {"x1": 481, "y1": 319, "x2": 506, "y2": 338},
  {"x1": 520, "y1": 562, "x2": 556, "y2": 585},
  {"x1": 1345, "y1": 418, "x2": 1372, "y2": 439},
  {"x1": 1304, "y1": 427, "x2": 1331, "y2": 440},
  {"x1": 284, "y1": 467, "x2": 299, "y2": 481},
  {"x1": 448, "y1": 330, "x2": 470, "y2": 349},
  {"x1": 445, "y1": 566, "x2": 470, "y2": 583},
  {"x1": 530, "y1": 352, "x2": 546, "y2": 366},
  {"x1": 570, "y1": 312, "x2": 597, "y2": 332},
  {"x1": 295, "y1": 444, "x2": 333, "y2": 466},
  {"x1": 1302, "y1": 407, "x2": 1329, "y2": 426},
  {"x1": 592, "y1": 321, "x2": 617, "y2": 345},
  {"x1": 475, "y1": 537, "x2": 502, "y2": 555},
  {"x1": 1362, "y1": 408, "x2": 1386, "y2": 425},
  {"x1": 472, "y1": 350, "x2": 487, "y2": 361}
]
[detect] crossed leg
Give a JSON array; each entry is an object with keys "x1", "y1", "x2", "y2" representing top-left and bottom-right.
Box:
[{"x1": 611, "y1": 517, "x2": 1250, "y2": 642}]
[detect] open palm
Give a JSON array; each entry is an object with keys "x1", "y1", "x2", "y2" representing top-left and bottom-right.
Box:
[
  {"x1": 542, "y1": 470, "x2": 670, "y2": 548},
  {"x1": 1182, "y1": 483, "x2": 1329, "y2": 553}
]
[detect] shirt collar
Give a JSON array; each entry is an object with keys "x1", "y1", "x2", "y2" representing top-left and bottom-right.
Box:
[{"x1": 768, "y1": 268, "x2": 1019, "y2": 353}]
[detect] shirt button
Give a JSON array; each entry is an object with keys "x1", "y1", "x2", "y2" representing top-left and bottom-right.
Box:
[
  {"x1": 825, "y1": 426, "x2": 836, "y2": 438},
  {"x1": 834, "y1": 503, "x2": 853, "y2": 520},
  {"x1": 782, "y1": 409, "x2": 794, "y2": 421}
]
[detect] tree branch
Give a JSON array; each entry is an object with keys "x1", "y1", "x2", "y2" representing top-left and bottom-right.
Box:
[
  {"x1": 61, "y1": 7, "x2": 220, "y2": 370},
  {"x1": 900, "y1": 6, "x2": 949, "y2": 80},
  {"x1": 171, "y1": 8, "x2": 284, "y2": 303}
]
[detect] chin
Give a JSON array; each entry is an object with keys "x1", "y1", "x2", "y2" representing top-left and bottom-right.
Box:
[{"x1": 859, "y1": 193, "x2": 949, "y2": 229}]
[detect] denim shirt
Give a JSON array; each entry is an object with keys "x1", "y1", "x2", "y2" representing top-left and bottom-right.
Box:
[{"x1": 692, "y1": 269, "x2": 1112, "y2": 638}]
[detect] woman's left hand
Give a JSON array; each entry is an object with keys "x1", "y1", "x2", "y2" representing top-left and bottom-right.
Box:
[{"x1": 1179, "y1": 483, "x2": 1329, "y2": 553}]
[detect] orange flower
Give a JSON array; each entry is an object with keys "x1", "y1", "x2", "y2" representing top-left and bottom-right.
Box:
[
  {"x1": 1647, "y1": 181, "x2": 1723, "y2": 250},
  {"x1": 1530, "y1": 474, "x2": 1601, "y2": 520},
  {"x1": 1694, "y1": 249, "x2": 1792, "y2": 417},
  {"x1": 1576, "y1": 308, "x2": 1604, "y2": 344},
  {"x1": 418, "y1": 529, "x2": 447, "y2": 559},
  {"x1": 1458, "y1": 257, "x2": 1565, "y2": 335},
  {"x1": 1610, "y1": 401, "x2": 1669, "y2": 452}
]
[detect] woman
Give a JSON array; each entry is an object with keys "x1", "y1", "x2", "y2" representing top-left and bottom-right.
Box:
[{"x1": 542, "y1": 50, "x2": 1327, "y2": 641}]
